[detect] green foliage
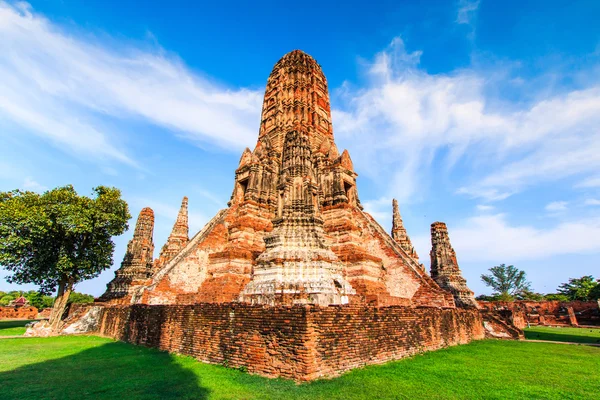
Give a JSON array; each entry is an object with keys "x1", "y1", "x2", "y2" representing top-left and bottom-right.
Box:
[
  {"x1": 1, "y1": 336, "x2": 599, "y2": 399},
  {"x1": 0, "y1": 294, "x2": 16, "y2": 306},
  {"x1": 0, "y1": 185, "x2": 130, "y2": 294},
  {"x1": 23, "y1": 291, "x2": 53, "y2": 310},
  {"x1": 516, "y1": 289, "x2": 545, "y2": 301},
  {"x1": 557, "y1": 275, "x2": 599, "y2": 301},
  {"x1": 475, "y1": 294, "x2": 501, "y2": 301},
  {"x1": 480, "y1": 264, "x2": 531, "y2": 300},
  {"x1": 68, "y1": 292, "x2": 94, "y2": 304},
  {"x1": 590, "y1": 284, "x2": 600, "y2": 301},
  {"x1": 544, "y1": 293, "x2": 570, "y2": 302}
]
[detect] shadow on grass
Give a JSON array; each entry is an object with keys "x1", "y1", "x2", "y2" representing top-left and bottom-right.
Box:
[
  {"x1": 524, "y1": 328, "x2": 600, "y2": 344},
  {"x1": 0, "y1": 340, "x2": 210, "y2": 400},
  {"x1": 0, "y1": 319, "x2": 37, "y2": 336}
]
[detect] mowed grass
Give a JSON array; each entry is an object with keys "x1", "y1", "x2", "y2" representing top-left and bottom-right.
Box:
[
  {"x1": 525, "y1": 326, "x2": 600, "y2": 344},
  {"x1": 0, "y1": 336, "x2": 598, "y2": 400},
  {"x1": 0, "y1": 319, "x2": 36, "y2": 336}
]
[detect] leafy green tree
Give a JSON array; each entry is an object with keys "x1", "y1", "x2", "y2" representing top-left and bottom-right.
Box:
[
  {"x1": 68, "y1": 292, "x2": 94, "y2": 304},
  {"x1": 516, "y1": 289, "x2": 545, "y2": 301},
  {"x1": 544, "y1": 293, "x2": 570, "y2": 302},
  {"x1": 23, "y1": 291, "x2": 55, "y2": 310},
  {"x1": 0, "y1": 294, "x2": 15, "y2": 306},
  {"x1": 557, "y1": 276, "x2": 598, "y2": 301},
  {"x1": 0, "y1": 185, "x2": 130, "y2": 331},
  {"x1": 481, "y1": 264, "x2": 531, "y2": 301},
  {"x1": 590, "y1": 284, "x2": 600, "y2": 301}
]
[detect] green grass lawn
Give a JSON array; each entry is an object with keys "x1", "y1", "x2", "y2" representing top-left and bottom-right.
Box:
[
  {"x1": 0, "y1": 319, "x2": 36, "y2": 336},
  {"x1": 0, "y1": 336, "x2": 598, "y2": 399},
  {"x1": 524, "y1": 326, "x2": 600, "y2": 344}
]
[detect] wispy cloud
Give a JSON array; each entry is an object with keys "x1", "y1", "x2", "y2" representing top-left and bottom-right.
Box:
[
  {"x1": 545, "y1": 201, "x2": 568, "y2": 212},
  {"x1": 334, "y1": 37, "x2": 600, "y2": 203},
  {"x1": 22, "y1": 177, "x2": 48, "y2": 192},
  {"x1": 456, "y1": 0, "x2": 480, "y2": 25},
  {"x1": 413, "y1": 213, "x2": 600, "y2": 262},
  {"x1": 0, "y1": 2, "x2": 262, "y2": 166},
  {"x1": 584, "y1": 198, "x2": 600, "y2": 206},
  {"x1": 576, "y1": 176, "x2": 600, "y2": 188}
]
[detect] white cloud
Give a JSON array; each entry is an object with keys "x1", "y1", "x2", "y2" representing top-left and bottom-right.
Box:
[
  {"x1": 576, "y1": 176, "x2": 600, "y2": 188},
  {"x1": 545, "y1": 201, "x2": 568, "y2": 212},
  {"x1": 584, "y1": 198, "x2": 600, "y2": 206},
  {"x1": 334, "y1": 37, "x2": 600, "y2": 203},
  {"x1": 22, "y1": 177, "x2": 47, "y2": 192},
  {"x1": 413, "y1": 213, "x2": 600, "y2": 263},
  {"x1": 0, "y1": 2, "x2": 262, "y2": 166},
  {"x1": 476, "y1": 204, "x2": 494, "y2": 211},
  {"x1": 456, "y1": 0, "x2": 480, "y2": 25}
]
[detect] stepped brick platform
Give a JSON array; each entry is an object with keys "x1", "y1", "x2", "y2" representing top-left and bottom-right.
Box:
[{"x1": 74, "y1": 303, "x2": 484, "y2": 381}]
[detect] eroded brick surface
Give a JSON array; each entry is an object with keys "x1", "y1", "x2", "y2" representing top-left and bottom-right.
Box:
[
  {"x1": 480, "y1": 300, "x2": 600, "y2": 327},
  {"x1": 0, "y1": 306, "x2": 38, "y2": 319},
  {"x1": 88, "y1": 303, "x2": 484, "y2": 380}
]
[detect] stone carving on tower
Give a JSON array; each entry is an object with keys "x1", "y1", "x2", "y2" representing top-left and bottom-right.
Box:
[
  {"x1": 99, "y1": 207, "x2": 155, "y2": 302},
  {"x1": 429, "y1": 222, "x2": 478, "y2": 308},
  {"x1": 240, "y1": 129, "x2": 355, "y2": 305}
]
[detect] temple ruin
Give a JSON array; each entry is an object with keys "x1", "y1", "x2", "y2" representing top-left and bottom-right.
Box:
[{"x1": 66, "y1": 50, "x2": 493, "y2": 380}]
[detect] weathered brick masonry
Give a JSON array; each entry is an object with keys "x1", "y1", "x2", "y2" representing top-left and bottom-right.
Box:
[
  {"x1": 480, "y1": 300, "x2": 600, "y2": 328},
  {"x1": 89, "y1": 303, "x2": 483, "y2": 380},
  {"x1": 0, "y1": 306, "x2": 38, "y2": 320}
]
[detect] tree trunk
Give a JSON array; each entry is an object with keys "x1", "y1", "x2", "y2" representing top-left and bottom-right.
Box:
[{"x1": 49, "y1": 277, "x2": 74, "y2": 333}]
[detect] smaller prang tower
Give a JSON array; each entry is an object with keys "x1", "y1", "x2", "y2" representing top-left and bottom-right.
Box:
[
  {"x1": 391, "y1": 199, "x2": 419, "y2": 262},
  {"x1": 99, "y1": 208, "x2": 155, "y2": 302},
  {"x1": 430, "y1": 222, "x2": 478, "y2": 308},
  {"x1": 153, "y1": 197, "x2": 189, "y2": 272}
]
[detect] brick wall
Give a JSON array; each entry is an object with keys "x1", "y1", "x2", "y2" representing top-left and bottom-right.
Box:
[
  {"x1": 479, "y1": 300, "x2": 600, "y2": 327},
  {"x1": 88, "y1": 303, "x2": 484, "y2": 380},
  {"x1": 0, "y1": 306, "x2": 38, "y2": 320}
]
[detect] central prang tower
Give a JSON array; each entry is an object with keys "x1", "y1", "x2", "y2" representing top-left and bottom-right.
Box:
[{"x1": 237, "y1": 50, "x2": 356, "y2": 304}]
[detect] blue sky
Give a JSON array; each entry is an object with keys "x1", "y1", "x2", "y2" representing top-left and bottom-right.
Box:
[{"x1": 1, "y1": 0, "x2": 600, "y2": 297}]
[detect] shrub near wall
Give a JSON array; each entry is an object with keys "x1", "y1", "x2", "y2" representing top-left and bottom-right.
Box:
[{"x1": 90, "y1": 303, "x2": 484, "y2": 381}]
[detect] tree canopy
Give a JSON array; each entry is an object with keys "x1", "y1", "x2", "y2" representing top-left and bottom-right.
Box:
[
  {"x1": 480, "y1": 264, "x2": 531, "y2": 301},
  {"x1": 557, "y1": 276, "x2": 599, "y2": 301},
  {"x1": 0, "y1": 185, "x2": 130, "y2": 330}
]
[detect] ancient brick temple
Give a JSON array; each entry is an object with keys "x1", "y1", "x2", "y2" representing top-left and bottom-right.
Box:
[
  {"x1": 100, "y1": 50, "x2": 477, "y2": 309},
  {"x1": 85, "y1": 50, "x2": 490, "y2": 380}
]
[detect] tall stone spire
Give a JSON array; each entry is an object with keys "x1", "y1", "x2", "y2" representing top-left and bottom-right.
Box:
[
  {"x1": 391, "y1": 199, "x2": 419, "y2": 261},
  {"x1": 257, "y1": 50, "x2": 338, "y2": 157},
  {"x1": 240, "y1": 128, "x2": 355, "y2": 305},
  {"x1": 155, "y1": 196, "x2": 189, "y2": 268},
  {"x1": 429, "y1": 222, "x2": 478, "y2": 308},
  {"x1": 99, "y1": 207, "x2": 155, "y2": 302}
]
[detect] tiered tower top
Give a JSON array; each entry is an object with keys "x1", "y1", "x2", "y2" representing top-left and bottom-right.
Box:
[{"x1": 257, "y1": 50, "x2": 336, "y2": 156}]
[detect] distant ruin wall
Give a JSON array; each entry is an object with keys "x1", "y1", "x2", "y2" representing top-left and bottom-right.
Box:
[
  {"x1": 0, "y1": 306, "x2": 38, "y2": 320},
  {"x1": 479, "y1": 300, "x2": 600, "y2": 327},
  {"x1": 83, "y1": 303, "x2": 484, "y2": 380}
]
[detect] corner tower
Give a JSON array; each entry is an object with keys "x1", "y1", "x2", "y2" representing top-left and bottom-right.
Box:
[
  {"x1": 99, "y1": 207, "x2": 155, "y2": 302},
  {"x1": 430, "y1": 222, "x2": 478, "y2": 308}
]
